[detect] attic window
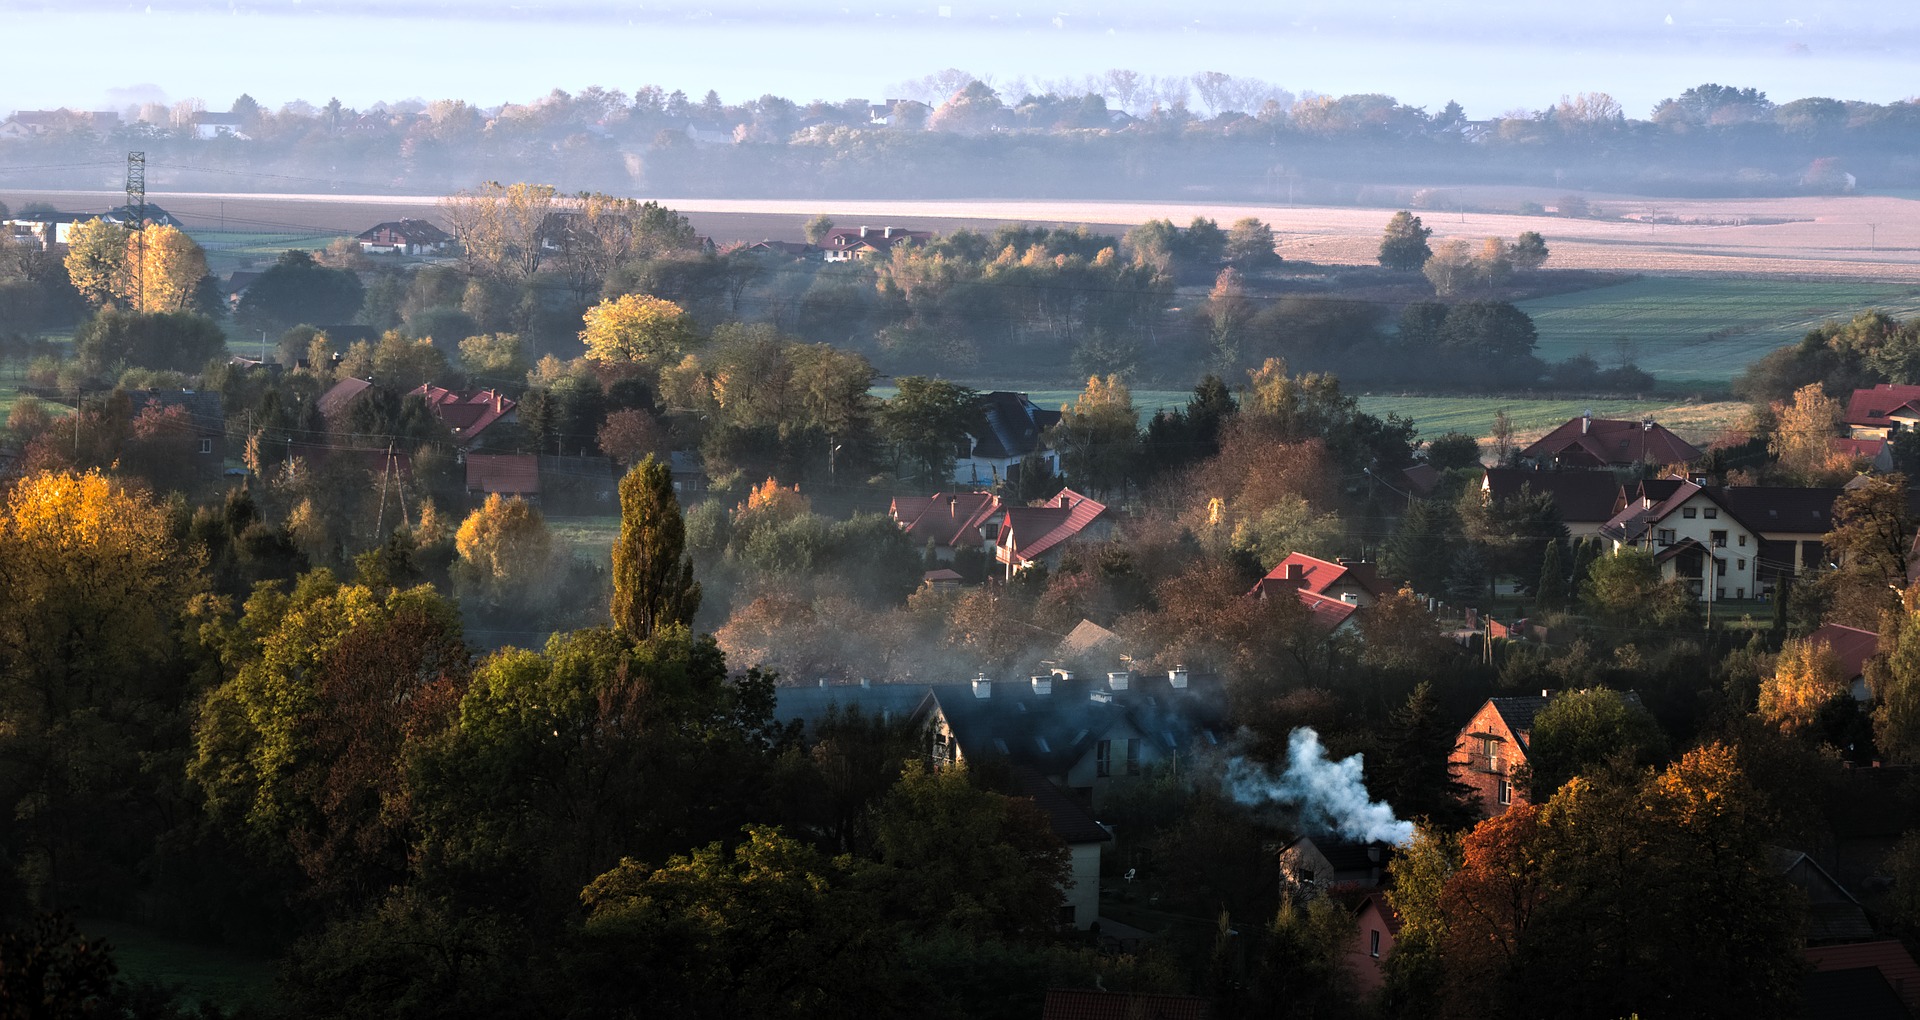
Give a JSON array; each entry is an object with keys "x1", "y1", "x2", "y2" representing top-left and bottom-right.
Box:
[
  {"x1": 1071, "y1": 728, "x2": 1089, "y2": 746},
  {"x1": 1036, "y1": 737, "x2": 1051, "y2": 753},
  {"x1": 993, "y1": 738, "x2": 1009, "y2": 755},
  {"x1": 1704, "y1": 508, "x2": 1717, "y2": 519}
]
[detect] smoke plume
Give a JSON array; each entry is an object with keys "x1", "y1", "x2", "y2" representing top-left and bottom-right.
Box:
[{"x1": 1219, "y1": 727, "x2": 1415, "y2": 846}]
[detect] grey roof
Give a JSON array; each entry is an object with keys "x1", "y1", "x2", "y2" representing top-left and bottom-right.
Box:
[
  {"x1": 1012, "y1": 765, "x2": 1111, "y2": 845},
  {"x1": 966, "y1": 391, "x2": 1060, "y2": 461},
  {"x1": 773, "y1": 682, "x2": 933, "y2": 733},
  {"x1": 925, "y1": 672, "x2": 1228, "y2": 774}
]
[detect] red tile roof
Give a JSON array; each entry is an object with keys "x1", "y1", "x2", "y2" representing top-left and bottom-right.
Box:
[
  {"x1": 1040, "y1": 989, "x2": 1211, "y2": 1020},
  {"x1": 1521, "y1": 415, "x2": 1701, "y2": 467},
  {"x1": 1251, "y1": 553, "x2": 1390, "y2": 600},
  {"x1": 1483, "y1": 467, "x2": 1624, "y2": 524},
  {"x1": 1808, "y1": 624, "x2": 1880, "y2": 682},
  {"x1": 408, "y1": 385, "x2": 516, "y2": 446},
  {"x1": 316, "y1": 377, "x2": 372, "y2": 420},
  {"x1": 1296, "y1": 589, "x2": 1360, "y2": 633},
  {"x1": 893, "y1": 492, "x2": 1001, "y2": 549},
  {"x1": 1846, "y1": 384, "x2": 1920, "y2": 430},
  {"x1": 465, "y1": 453, "x2": 540, "y2": 496},
  {"x1": 998, "y1": 489, "x2": 1109, "y2": 564},
  {"x1": 1806, "y1": 940, "x2": 1920, "y2": 1014}
]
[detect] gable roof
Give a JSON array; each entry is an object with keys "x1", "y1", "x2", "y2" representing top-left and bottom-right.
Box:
[
  {"x1": 407, "y1": 385, "x2": 516, "y2": 445},
  {"x1": 772, "y1": 682, "x2": 934, "y2": 732},
  {"x1": 357, "y1": 218, "x2": 451, "y2": 245},
  {"x1": 1283, "y1": 835, "x2": 1394, "y2": 875},
  {"x1": 965, "y1": 391, "x2": 1061, "y2": 461},
  {"x1": 1483, "y1": 467, "x2": 1622, "y2": 524},
  {"x1": 1600, "y1": 479, "x2": 1761, "y2": 544},
  {"x1": 1808, "y1": 624, "x2": 1880, "y2": 683},
  {"x1": 125, "y1": 389, "x2": 223, "y2": 434},
  {"x1": 924, "y1": 671, "x2": 1228, "y2": 775},
  {"x1": 893, "y1": 491, "x2": 1001, "y2": 550},
  {"x1": 1521, "y1": 414, "x2": 1701, "y2": 467},
  {"x1": 465, "y1": 453, "x2": 540, "y2": 496},
  {"x1": 1296, "y1": 589, "x2": 1361, "y2": 634},
  {"x1": 1012, "y1": 766, "x2": 1112, "y2": 845},
  {"x1": 1805, "y1": 941, "x2": 1920, "y2": 1014},
  {"x1": 1251, "y1": 553, "x2": 1390, "y2": 600},
  {"x1": 316, "y1": 377, "x2": 373, "y2": 420},
  {"x1": 1846, "y1": 384, "x2": 1920, "y2": 430},
  {"x1": 1473, "y1": 691, "x2": 1646, "y2": 757},
  {"x1": 1055, "y1": 619, "x2": 1122, "y2": 661},
  {"x1": 997, "y1": 489, "x2": 1110, "y2": 565}
]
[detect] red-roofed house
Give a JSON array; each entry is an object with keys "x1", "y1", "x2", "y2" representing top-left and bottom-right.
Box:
[
  {"x1": 1845, "y1": 384, "x2": 1920, "y2": 439},
  {"x1": 1805, "y1": 940, "x2": 1920, "y2": 1015},
  {"x1": 1520, "y1": 412, "x2": 1701, "y2": 470},
  {"x1": 1831, "y1": 437, "x2": 1895, "y2": 472},
  {"x1": 465, "y1": 454, "x2": 540, "y2": 499},
  {"x1": 992, "y1": 489, "x2": 1113, "y2": 577},
  {"x1": 407, "y1": 385, "x2": 517, "y2": 450},
  {"x1": 1808, "y1": 624, "x2": 1881, "y2": 702},
  {"x1": 1250, "y1": 553, "x2": 1390, "y2": 607},
  {"x1": 1345, "y1": 896, "x2": 1402, "y2": 999},
  {"x1": 358, "y1": 218, "x2": 452, "y2": 255},
  {"x1": 891, "y1": 491, "x2": 1002, "y2": 562},
  {"x1": 818, "y1": 225, "x2": 932, "y2": 263}
]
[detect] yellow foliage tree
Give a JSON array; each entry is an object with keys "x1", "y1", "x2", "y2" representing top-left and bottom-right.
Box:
[
  {"x1": 454, "y1": 494, "x2": 555, "y2": 594},
  {"x1": 133, "y1": 224, "x2": 209, "y2": 312},
  {"x1": 1770, "y1": 383, "x2": 1852, "y2": 485},
  {"x1": 1759, "y1": 637, "x2": 1846, "y2": 735},
  {"x1": 63, "y1": 218, "x2": 132, "y2": 307},
  {"x1": 580, "y1": 293, "x2": 700, "y2": 367}
]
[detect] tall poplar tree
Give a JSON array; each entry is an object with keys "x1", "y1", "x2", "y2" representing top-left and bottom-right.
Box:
[{"x1": 610, "y1": 455, "x2": 700, "y2": 640}]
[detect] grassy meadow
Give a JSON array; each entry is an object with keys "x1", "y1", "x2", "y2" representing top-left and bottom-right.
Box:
[{"x1": 1520, "y1": 277, "x2": 1920, "y2": 389}]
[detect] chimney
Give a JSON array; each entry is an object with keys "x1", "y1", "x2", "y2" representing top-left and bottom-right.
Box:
[
  {"x1": 1285, "y1": 562, "x2": 1306, "y2": 583},
  {"x1": 1582, "y1": 410, "x2": 1592, "y2": 434},
  {"x1": 1031, "y1": 675, "x2": 1053, "y2": 696},
  {"x1": 1107, "y1": 670, "x2": 1131, "y2": 692},
  {"x1": 1168, "y1": 666, "x2": 1189, "y2": 689},
  {"x1": 884, "y1": 226, "x2": 895, "y2": 238},
  {"x1": 1642, "y1": 418, "x2": 1654, "y2": 432},
  {"x1": 949, "y1": 495, "x2": 957, "y2": 518},
  {"x1": 860, "y1": 225, "x2": 870, "y2": 238},
  {"x1": 972, "y1": 672, "x2": 992, "y2": 699},
  {"x1": 1051, "y1": 668, "x2": 1075, "y2": 681}
]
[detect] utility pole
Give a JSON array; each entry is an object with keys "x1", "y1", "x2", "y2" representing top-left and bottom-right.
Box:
[{"x1": 126, "y1": 151, "x2": 145, "y2": 310}]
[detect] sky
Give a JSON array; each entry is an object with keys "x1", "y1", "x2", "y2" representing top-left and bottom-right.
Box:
[{"x1": 3, "y1": 0, "x2": 1917, "y2": 118}]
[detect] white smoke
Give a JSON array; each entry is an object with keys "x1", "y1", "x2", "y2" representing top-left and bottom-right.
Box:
[{"x1": 1219, "y1": 727, "x2": 1415, "y2": 846}]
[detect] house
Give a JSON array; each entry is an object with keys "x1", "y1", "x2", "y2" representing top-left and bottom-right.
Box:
[
  {"x1": 818, "y1": 225, "x2": 932, "y2": 262},
  {"x1": 1451, "y1": 694, "x2": 1552, "y2": 818},
  {"x1": 4, "y1": 211, "x2": 91, "y2": 250},
  {"x1": 1805, "y1": 941, "x2": 1920, "y2": 1016},
  {"x1": 921, "y1": 667, "x2": 1227, "y2": 812},
  {"x1": 98, "y1": 204, "x2": 181, "y2": 228},
  {"x1": 1251, "y1": 553, "x2": 1391, "y2": 607},
  {"x1": 225, "y1": 270, "x2": 264, "y2": 312},
  {"x1": 1845, "y1": 384, "x2": 1920, "y2": 439},
  {"x1": 190, "y1": 111, "x2": 250, "y2": 139},
  {"x1": 0, "y1": 109, "x2": 118, "y2": 138},
  {"x1": 1807, "y1": 624, "x2": 1881, "y2": 702},
  {"x1": 1519, "y1": 412, "x2": 1701, "y2": 470},
  {"x1": 125, "y1": 389, "x2": 225, "y2": 473},
  {"x1": 465, "y1": 454, "x2": 540, "y2": 500},
  {"x1": 890, "y1": 491, "x2": 1001, "y2": 562},
  {"x1": 357, "y1": 218, "x2": 452, "y2": 255},
  {"x1": 1598, "y1": 479, "x2": 1761, "y2": 601},
  {"x1": 921, "y1": 567, "x2": 964, "y2": 592},
  {"x1": 406, "y1": 385, "x2": 517, "y2": 450},
  {"x1": 1771, "y1": 846, "x2": 1876, "y2": 946},
  {"x1": 1012, "y1": 765, "x2": 1112, "y2": 929},
  {"x1": 1039, "y1": 989, "x2": 1211, "y2": 1020},
  {"x1": 1481, "y1": 467, "x2": 1624, "y2": 539},
  {"x1": 955, "y1": 391, "x2": 1061, "y2": 487},
  {"x1": 668, "y1": 450, "x2": 707, "y2": 497},
  {"x1": 1832, "y1": 437, "x2": 1896, "y2": 472},
  {"x1": 1278, "y1": 836, "x2": 1393, "y2": 896},
  {"x1": 1054, "y1": 619, "x2": 1123, "y2": 669},
  {"x1": 993, "y1": 489, "x2": 1113, "y2": 576},
  {"x1": 316, "y1": 377, "x2": 373, "y2": 426},
  {"x1": 740, "y1": 239, "x2": 819, "y2": 257},
  {"x1": 1344, "y1": 896, "x2": 1401, "y2": 999}
]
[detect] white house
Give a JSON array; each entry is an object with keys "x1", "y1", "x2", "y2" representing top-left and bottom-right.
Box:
[{"x1": 1598, "y1": 479, "x2": 1760, "y2": 601}]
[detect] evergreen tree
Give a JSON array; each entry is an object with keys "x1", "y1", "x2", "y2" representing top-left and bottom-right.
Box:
[
  {"x1": 1381, "y1": 499, "x2": 1457, "y2": 596},
  {"x1": 1446, "y1": 545, "x2": 1488, "y2": 604},
  {"x1": 1373, "y1": 681, "x2": 1476, "y2": 828},
  {"x1": 1536, "y1": 539, "x2": 1567, "y2": 610},
  {"x1": 610, "y1": 455, "x2": 701, "y2": 640}
]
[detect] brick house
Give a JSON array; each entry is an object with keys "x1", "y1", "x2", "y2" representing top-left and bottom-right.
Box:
[{"x1": 1450, "y1": 695, "x2": 1550, "y2": 818}]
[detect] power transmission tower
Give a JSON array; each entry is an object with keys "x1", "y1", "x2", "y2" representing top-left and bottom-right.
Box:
[{"x1": 127, "y1": 151, "x2": 146, "y2": 310}]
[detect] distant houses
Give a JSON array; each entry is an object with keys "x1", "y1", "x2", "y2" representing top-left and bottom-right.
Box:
[{"x1": 357, "y1": 218, "x2": 452, "y2": 255}]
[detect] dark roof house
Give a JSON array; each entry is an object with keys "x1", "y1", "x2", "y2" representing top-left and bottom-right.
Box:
[{"x1": 1520, "y1": 412, "x2": 1701, "y2": 469}]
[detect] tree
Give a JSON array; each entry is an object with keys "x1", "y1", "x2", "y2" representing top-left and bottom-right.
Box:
[
  {"x1": 1820, "y1": 473, "x2": 1914, "y2": 629},
  {"x1": 610, "y1": 455, "x2": 701, "y2": 640},
  {"x1": 581, "y1": 293, "x2": 700, "y2": 367},
  {"x1": 1760, "y1": 638, "x2": 1847, "y2": 736},
  {"x1": 73, "y1": 308, "x2": 227, "y2": 374},
  {"x1": 1521, "y1": 687, "x2": 1665, "y2": 798},
  {"x1": 877, "y1": 377, "x2": 979, "y2": 488},
  {"x1": 1874, "y1": 592, "x2": 1920, "y2": 763},
  {"x1": 803, "y1": 214, "x2": 835, "y2": 245},
  {"x1": 440, "y1": 181, "x2": 557, "y2": 278},
  {"x1": 1535, "y1": 539, "x2": 1569, "y2": 610},
  {"x1": 1508, "y1": 231, "x2": 1549, "y2": 271},
  {"x1": 598, "y1": 408, "x2": 666, "y2": 468},
  {"x1": 1581, "y1": 549, "x2": 1697, "y2": 629},
  {"x1": 1377, "y1": 211, "x2": 1433, "y2": 270},
  {"x1": 1370, "y1": 681, "x2": 1476, "y2": 828},
  {"x1": 1204, "y1": 267, "x2": 1251, "y2": 371},
  {"x1": 62, "y1": 219, "x2": 131, "y2": 307},
  {"x1": 1769, "y1": 382, "x2": 1848, "y2": 484},
  {"x1": 236, "y1": 249, "x2": 366, "y2": 333},
  {"x1": 1381, "y1": 498, "x2": 1459, "y2": 596},
  {"x1": 1224, "y1": 216, "x2": 1281, "y2": 270},
  {"x1": 1421, "y1": 239, "x2": 1473, "y2": 295},
  {"x1": 458, "y1": 332, "x2": 527, "y2": 379},
  {"x1": 1053, "y1": 374, "x2": 1138, "y2": 497},
  {"x1": 455, "y1": 495, "x2": 556, "y2": 599},
  {"x1": 1424, "y1": 432, "x2": 1481, "y2": 471},
  {"x1": 130, "y1": 225, "x2": 210, "y2": 313}
]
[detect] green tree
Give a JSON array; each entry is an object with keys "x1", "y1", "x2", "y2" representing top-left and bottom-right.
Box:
[
  {"x1": 1224, "y1": 216, "x2": 1282, "y2": 270},
  {"x1": 1535, "y1": 539, "x2": 1568, "y2": 610},
  {"x1": 1424, "y1": 431, "x2": 1482, "y2": 471},
  {"x1": 877, "y1": 377, "x2": 979, "y2": 488},
  {"x1": 73, "y1": 308, "x2": 227, "y2": 374},
  {"x1": 1422, "y1": 238, "x2": 1474, "y2": 295},
  {"x1": 1371, "y1": 682, "x2": 1476, "y2": 828},
  {"x1": 1520, "y1": 687, "x2": 1665, "y2": 798},
  {"x1": 610, "y1": 455, "x2": 701, "y2": 640},
  {"x1": 1381, "y1": 498, "x2": 1460, "y2": 596},
  {"x1": 1819, "y1": 473, "x2": 1912, "y2": 628},
  {"x1": 1508, "y1": 231, "x2": 1549, "y2": 271},
  {"x1": 1581, "y1": 549, "x2": 1697, "y2": 630},
  {"x1": 236, "y1": 249, "x2": 367, "y2": 333},
  {"x1": 1377, "y1": 211, "x2": 1433, "y2": 270},
  {"x1": 1874, "y1": 599, "x2": 1920, "y2": 763},
  {"x1": 803, "y1": 214, "x2": 835, "y2": 245},
  {"x1": 1053, "y1": 374, "x2": 1139, "y2": 497}
]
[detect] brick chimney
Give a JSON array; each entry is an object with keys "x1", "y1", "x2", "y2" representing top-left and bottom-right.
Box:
[
  {"x1": 1285, "y1": 562, "x2": 1306, "y2": 583},
  {"x1": 860, "y1": 225, "x2": 870, "y2": 238}
]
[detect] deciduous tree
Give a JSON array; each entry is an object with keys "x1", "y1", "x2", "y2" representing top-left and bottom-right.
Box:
[
  {"x1": 1377, "y1": 211, "x2": 1433, "y2": 270},
  {"x1": 581, "y1": 293, "x2": 700, "y2": 367}
]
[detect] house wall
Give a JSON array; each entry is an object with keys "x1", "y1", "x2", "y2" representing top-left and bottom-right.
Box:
[
  {"x1": 1278, "y1": 842, "x2": 1337, "y2": 892},
  {"x1": 1614, "y1": 491, "x2": 1761, "y2": 601},
  {"x1": 1065, "y1": 841, "x2": 1102, "y2": 930},
  {"x1": 1344, "y1": 902, "x2": 1396, "y2": 998},
  {"x1": 1065, "y1": 717, "x2": 1153, "y2": 809},
  {"x1": 1450, "y1": 703, "x2": 1526, "y2": 819}
]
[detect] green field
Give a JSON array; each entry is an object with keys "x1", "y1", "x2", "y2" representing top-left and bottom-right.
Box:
[
  {"x1": 1349, "y1": 395, "x2": 1684, "y2": 439},
  {"x1": 188, "y1": 229, "x2": 348, "y2": 273},
  {"x1": 78, "y1": 918, "x2": 276, "y2": 1012},
  {"x1": 1520, "y1": 278, "x2": 1920, "y2": 388}
]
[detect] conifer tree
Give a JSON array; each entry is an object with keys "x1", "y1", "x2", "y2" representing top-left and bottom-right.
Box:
[
  {"x1": 1536, "y1": 539, "x2": 1567, "y2": 611},
  {"x1": 610, "y1": 455, "x2": 701, "y2": 640}
]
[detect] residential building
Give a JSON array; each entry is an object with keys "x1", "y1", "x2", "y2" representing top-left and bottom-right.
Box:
[
  {"x1": 1451, "y1": 694, "x2": 1551, "y2": 818},
  {"x1": 357, "y1": 218, "x2": 452, "y2": 255},
  {"x1": 1481, "y1": 467, "x2": 1624, "y2": 539},
  {"x1": 190, "y1": 111, "x2": 250, "y2": 139},
  {"x1": 465, "y1": 454, "x2": 540, "y2": 500},
  {"x1": 1250, "y1": 553, "x2": 1390, "y2": 607},
  {"x1": 4, "y1": 211, "x2": 89, "y2": 250},
  {"x1": 1831, "y1": 437, "x2": 1895, "y2": 473},
  {"x1": 890, "y1": 491, "x2": 1001, "y2": 563},
  {"x1": 1519, "y1": 412, "x2": 1701, "y2": 470},
  {"x1": 955, "y1": 391, "x2": 1061, "y2": 487},
  {"x1": 406, "y1": 385, "x2": 517, "y2": 450},
  {"x1": 1806, "y1": 624, "x2": 1881, "y2": 702},
  {"x1": 1344, "y1": 896, "x2": 1401, "y2": 999},
  {"x1": 818, "y1": 225, "x2": 932, "y2": 262},
  {"x1": 992, "y1": 489, "x2": 1113, "y2": 576},
  {"x1": 1277, "y1": 836, "x2": 1392, "y2": 897},
  {"x1": 125, "y1": 389, "x2": 226, "y2": 476},
  {"x1": 1845, "y1": 383, "x2": 1920, "y2": 439},
  {"x1": 1598, "y1": 479, "x2": 1760, "y2": 602}
]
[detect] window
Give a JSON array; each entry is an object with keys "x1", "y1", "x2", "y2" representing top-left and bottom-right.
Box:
[
  {"x1": 1497, "y1": 779, "x2": 1512, "y2": 805},
  {"x1": 1299, "y1": 867, "x2": 1316, "y2": 884},
  {"x1": 1704, "y1": 507, "x2": 1718, "y2": 519},
  {"x1": 1370, "y1": 930, "x2": 1382, "y2": 958},
  {"x1": 1737, "y1": 559, "x2": 1746, "y2": 570},
  {"x1": 197, "y1": 438, "x2": 213, "y2": 455},
  {"x1": 1716, "y1": 559, "x2": 1727, "y2": 576},
  {"x1": 1095, "y1": 740, "x2": 1112, "y2": 778},
  {"x1": 1718, "y1": 587, "x2": 1726, "y2": 599},
  {"x1": 1124, "y1": 738, "x2": 1141, "y2": 776},
  {"x1": 1476, "y1": 736, "x2": 1501, "y2": 772},
  {"x1": 1657, "y1": 529, "x2": 1675, "y2": 546},
  {"x1": 1711, "y1": 530, "x2": 1727, "y2": 547},
  {"x1": 1739, "y1": 534, "x2": 1747, "y2": 547},
  {"x1": 1683, "y1": 507, "x2": 1696, "y2": 518},
  {"x1": 1737, "y1": 588, "x2": 1745, "y2": 599}
]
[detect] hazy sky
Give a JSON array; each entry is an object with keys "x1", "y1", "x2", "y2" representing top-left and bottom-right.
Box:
[{"x1": 4, "y1": 1, "x2": 1916, "y2": 117}]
